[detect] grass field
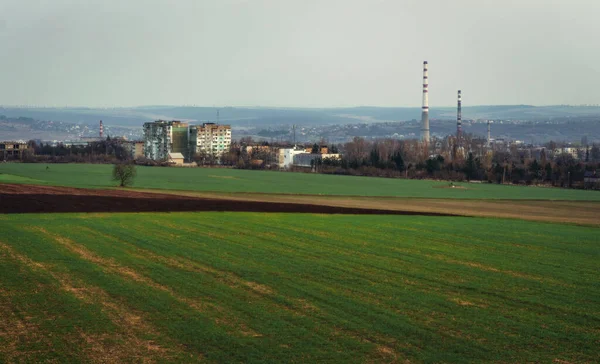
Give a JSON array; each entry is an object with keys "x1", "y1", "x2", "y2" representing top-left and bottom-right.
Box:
[
  {"x1": 2, "y1": 163, "x2": 600, "y2": 200},
  {"x1": 1, "y1": 212, "x2": 599, "y2": 363}
]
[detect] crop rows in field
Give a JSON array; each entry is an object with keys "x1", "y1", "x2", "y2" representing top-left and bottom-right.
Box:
[{"x1": 1, "y1": 212, "x2": 599, "y2": 362}]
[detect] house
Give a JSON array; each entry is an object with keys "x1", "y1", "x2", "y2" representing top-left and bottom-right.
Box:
[
  {"x1": 168, "y1": 152, "x2": 185, "y2": 166},
  {"x1": 304, "y1": 145, "x2": 328, "y2": 154}
]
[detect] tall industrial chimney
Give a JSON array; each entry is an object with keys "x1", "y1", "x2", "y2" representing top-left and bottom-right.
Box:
[
  {"x1": 420, "y1": 61, "x2": 430, "y2": 143},
  {"x1": 99, "y1": 120, "x2": 104, "y2": 139},
  {"x1": 457, "y1": 90, "x2": 462, "y2": 144},
  {"x1": 487, "y1": 120, "x2": 491, "y2": 145}
]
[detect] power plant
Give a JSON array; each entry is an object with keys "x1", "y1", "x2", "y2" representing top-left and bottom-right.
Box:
[
  {"x1": 420, "y1": 61, "x2": 430, "y2": 143},
  {"x1": 456, "y1": 90, "x2": 462, "y2": 145}
]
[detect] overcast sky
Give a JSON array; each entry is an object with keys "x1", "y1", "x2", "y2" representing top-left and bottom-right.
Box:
[{"x1": 0, "y1": 0, "x2": 598, "y2": 108}]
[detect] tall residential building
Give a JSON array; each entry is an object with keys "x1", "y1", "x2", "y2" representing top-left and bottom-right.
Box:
[
  {"x1": 189, "y1": 123, "x2": 231, "y2": 157},
  {"x1": 143, "y1": 120, "x2": 189, "y2": 160}
]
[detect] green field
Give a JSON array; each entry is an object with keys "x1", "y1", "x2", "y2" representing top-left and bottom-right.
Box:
[
  {"x1": 2, "y1": 163, "x2": 600, "y2": 200},
  {"x1": 1, "y1": 212, "x2": 599, "y2": 363}
]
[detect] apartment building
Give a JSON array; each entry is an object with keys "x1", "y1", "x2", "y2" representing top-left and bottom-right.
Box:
[
  {"x1": 1, "y1": 141, "x2": 28, "y2": 160},
  {"x1": 123, "y1": 141, "x2": 144, "y2": 159},
  {"x1": 189, "y1": 123, "x2": 231, "y2": 157},
  {"x1": 143, "y1": 120, "x2": 188, "y2": 160}
]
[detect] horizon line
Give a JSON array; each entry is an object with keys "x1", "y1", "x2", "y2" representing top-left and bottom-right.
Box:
[{"x1": 2, "y1": 103, "x2": 600, "y2": 110}]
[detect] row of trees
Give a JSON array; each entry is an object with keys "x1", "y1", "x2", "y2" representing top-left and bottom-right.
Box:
[
  {"x1": 15, "y1": 139, "x2": 131, "y2": 163},
  {"x1": 310, "y1": 137, "x2": 600, "y2": 188}
]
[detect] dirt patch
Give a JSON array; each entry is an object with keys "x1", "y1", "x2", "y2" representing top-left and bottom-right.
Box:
[
  {"x1": 0, "y1": 183, "x2": 453, "y2": 216},
  {"x1": 165, "y1": 190, "x2": 600, "y2": 226},
  {"x1": 433, "y1": 184, "x2": 468, "y2": 190}
]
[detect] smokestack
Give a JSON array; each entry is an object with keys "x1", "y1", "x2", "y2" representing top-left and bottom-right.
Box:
[
  {"x1": 99, "y1": 120, "x2": 104, "y2": 139},
  {"x1": 457, "y1": 90, "x2": 462, "y2": 144},
  {"x1": 487, "y1": 120, "x2": 491, "y2": 145},
  {"x1": 420, "y1": 61, "x2": 430, "y2": 143}
]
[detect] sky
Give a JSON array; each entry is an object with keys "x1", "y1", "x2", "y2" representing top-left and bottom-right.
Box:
[{"x1": 0, "y1": 0, "x2": 599, "y2": 108}]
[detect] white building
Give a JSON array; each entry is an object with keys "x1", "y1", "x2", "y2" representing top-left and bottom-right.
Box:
[
  {"x1": 189, "y1": 123, "x2": 231, "y2": 157},
  {"x1": 293, "y1": 153, "x2": 341, "y2": 167},
  {"x1": 278, "y1": 148, "x2": 308, "y2": 169}
]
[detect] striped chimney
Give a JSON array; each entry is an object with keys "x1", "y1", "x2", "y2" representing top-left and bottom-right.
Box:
[
  {"x1": 457, "y1": 90, "x2": 462, "y2": 143},
  {"x1": 99, "y1": 120, "x2": 104, "y2": 139},
  {"x1": 420, "y1": 61, "x2": 430, "y2": 143}
]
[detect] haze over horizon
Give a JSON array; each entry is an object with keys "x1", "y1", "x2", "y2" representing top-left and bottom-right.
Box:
[{"x1": 1, "y1": 0, "x2": 599, "y2": 108}]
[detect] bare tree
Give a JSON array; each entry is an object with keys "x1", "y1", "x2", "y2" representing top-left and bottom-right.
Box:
[{"x1": 112, "y1": 163, "x2": 137, "y2": 187}]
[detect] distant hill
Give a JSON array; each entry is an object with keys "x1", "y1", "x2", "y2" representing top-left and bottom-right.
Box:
[{"x1": 2, "y1": 105, "x2": 600, "y2": 129}]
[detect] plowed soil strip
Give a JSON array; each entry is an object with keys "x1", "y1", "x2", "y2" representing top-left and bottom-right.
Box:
[{"x1": 0, "y1": 183, "x2": 453, "y2": 216}]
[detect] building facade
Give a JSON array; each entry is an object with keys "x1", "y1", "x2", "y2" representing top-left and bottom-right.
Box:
[
  {"x1": 189, "y1": 123, "x2": 231, "y2": 157},
  {"x1": 143, "y1": 120, "x2": 189, "y2": 160},
  {"x1": 278, "y1": 148, "x2": 307, "y2": 169},
  {"x1": 0, "y1": 141, "x2": 28, "y2": 160},
  {"x1": 123, "y1": 141, "x2": 144, "y2": 159}
]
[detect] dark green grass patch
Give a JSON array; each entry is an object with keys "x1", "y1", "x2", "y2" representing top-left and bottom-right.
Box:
[
  {"x1": 2, "y1": 163, "x2": 600, "y2": 200},
  {"x1": 0, "y1": 213, "x2": 599, "y2": 362}
]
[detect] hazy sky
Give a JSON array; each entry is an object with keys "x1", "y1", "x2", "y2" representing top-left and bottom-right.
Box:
[{"x1": 0, "y1": 0, "x2": 599, "y2": 107}]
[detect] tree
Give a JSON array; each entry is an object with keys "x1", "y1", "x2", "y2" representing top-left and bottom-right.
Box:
[
  {"x1": 391, "y1": 151, "x2": 405, "y2": 171},
  {"x1": 529, "y1": 159, "x2": 541, "y2": 178},
  {"x1": 369, "y1": 148, "x2": 380, "y2": 167},
  {"x1": 545, "y1": 163, "x2": 553, "y2": 182},
  {"x1": 585, "y1": 148, "x2": 590, "y2": 162},
  {"x1": 591, "y1": 145, "x2": 600, "y2": 162},
  {"x1": 112, "y1": 163, "x2": 137, "y2": 187},
  {"x1": 311, "y1": 143, "x2": 319, "y2": 154},
  {"x1": 464, "y1": 152, "x2": 477, "y2": 181}
]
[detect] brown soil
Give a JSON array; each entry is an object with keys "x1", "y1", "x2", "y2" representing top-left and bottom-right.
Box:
[
  {"x1": 0, "y1": 184, "x2": 452, "y2": 216},
  {"x1": 134, "y1": 189, "x2": 600, "y2": 227}
]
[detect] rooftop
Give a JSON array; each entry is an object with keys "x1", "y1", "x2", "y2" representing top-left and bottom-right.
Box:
[{"x1": 168, "y1": 152, "x2": 185, "y2": 159}]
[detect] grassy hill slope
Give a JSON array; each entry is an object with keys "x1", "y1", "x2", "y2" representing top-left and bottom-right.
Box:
[{"x1": 2, "y1": 163, "x2": 600, "y2": 201}]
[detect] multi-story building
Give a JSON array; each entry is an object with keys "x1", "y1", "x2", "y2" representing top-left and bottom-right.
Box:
[
  {"x1": 189, "y1": 123, "x2": 231, "y2": 157},
  {"x1": 143, "y1": 120, "x2": 189, "y2": 160},
  {"x1": 0, "y1": 141, "x2": 28, "y2": 160},
  {"x1": 123, "y1": 141, "x2": 144, "y2": 159}
]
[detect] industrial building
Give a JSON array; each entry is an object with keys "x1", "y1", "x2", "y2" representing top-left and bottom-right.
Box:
[
  {"x1": 278, "y1": 147, "x2": 308, "y2": 169},
  {"x1": 278, "y1": 147, "x2": 340, "y2": 169},
  {"x1": 0, "y1": 141, "x2": 28, "y2": 160},
  {"x1": 143, "y1": 120, "x2": 189, "y2": 160},
  {"x1": 189, "y1": 123, "x2": 231, "y2": 157},
  {"x1": 293, "y1": 153, "x2": 341, "y2": 168}
]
